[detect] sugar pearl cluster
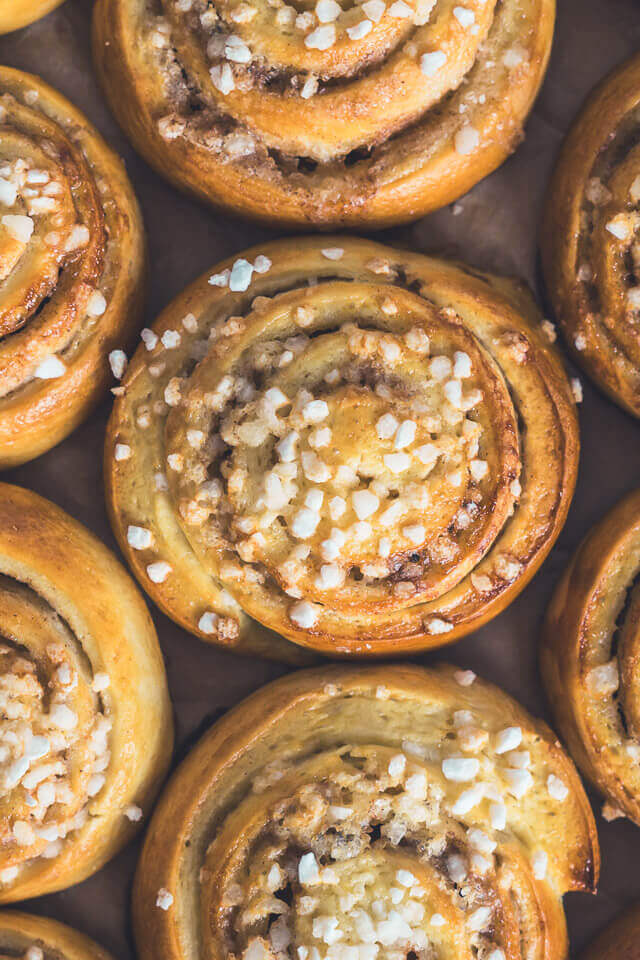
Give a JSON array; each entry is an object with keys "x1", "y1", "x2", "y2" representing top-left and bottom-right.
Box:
[
  {"x1": 0, "y1": 642, "x2": 111, "y2": 885},
  {"x1": 167, "y1": 0, "x2": 440, "y2": 102},
  {"x1": 243, "y1": 336, "x2": 482, "y2": 628},
  {"x1": 207, "y1": 687, "x2": 569, "y2": 960},
  {"x1": 0, "y1": 157, "x2": 62, "y2": 234}
]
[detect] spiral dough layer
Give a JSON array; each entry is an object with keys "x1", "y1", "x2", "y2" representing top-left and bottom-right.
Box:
[
  {"x1": 106, "y1": 238, "x2": 579, "y2": 659},
  {"x1": 0, "y1": 67, "x2": 145, "y2": 469},
  {"x1": 542, "y1": 51, "x2": 640, "y2": 418},
  {"x1": 542, "y1": 489, "x2": 640, "y2": 828},
  {"x1": 133, "y1": 664, "x2": 598, "y2": 960},
  {"x1": 0, "y1": 483, "x2": 173, "y2": 903},
  {"x1": 0, "y1": 911, "x2": 114, "y2": 960},
  {"x1": 92, "y1": 0, "x2": 554, "y2": 227}
]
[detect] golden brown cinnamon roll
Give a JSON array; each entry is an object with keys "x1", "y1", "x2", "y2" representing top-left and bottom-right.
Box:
[
  {"x1": 0, "y1": 911, "x2": 113, "y2": 960},
  {"x1": 0, "y1": 67, "x2": 145, "y2": 469},
  {"x1": 580, "y1": 904, "x2": 640, "y2": 960},
  {"x1": 106, "y1": 238, "x2": 579, "y2": 660},
  {"x1": 541, "y1": 488, "x2": 640, "y2": 827},
  {"x1": 0, "y1": 482, "x2": 173, "y2": 902},
  {"x1": 133, "y1": 664, "x2": 598, "y2": 960},
  {"x1": 92, "y1": 0, "x2": 554, "y2": 228},
  {"x1": 0, "y1": 1, "x2": 65, "y2": 34},
  {"x1": 542, "y1": 52, "x2": 640, "y2": 418}
]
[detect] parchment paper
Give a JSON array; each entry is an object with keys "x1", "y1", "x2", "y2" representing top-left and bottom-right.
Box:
[{"x1": 2, "y1": 1, "x2": 640, "y2": 956}]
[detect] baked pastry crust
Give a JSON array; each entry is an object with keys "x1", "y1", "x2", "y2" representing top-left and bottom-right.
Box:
[
  {"x1": 0, "y1": 67, "x2": 145, "y2": 469},
  {"x1": 580, "y1": 903, "x2": 640, "y2": 960},
  {"x1": 0, "y1": 911, "x2": 113, "y2": 960},
  {"x1": 133, "y1": 663, "x2": 599, "y2": 960},
  {"x1": 0, "y1": 0, "x2": 65, "y2": 34},
  {"x1": 541, "y1": 51, "x2": 640, "y2": 418},
  {"x1": 0, "y1": 482, "x2": 173, "y2": 902},
  {"x1": 92, "y1": 0, "x2": 554, "y2": 228},
  {"x1": 541, "y1": 488, "x2": 640, "y2": 826},
  {"x1": 106, "y1": 237, "x2": 579, "y2": 659}
]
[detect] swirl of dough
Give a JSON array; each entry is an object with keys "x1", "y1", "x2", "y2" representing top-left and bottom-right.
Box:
[
  {"x1": 542, "y1": 488, "x2": 640, "y2": 827},
  {"x1": 106, "y1": 238, "x2": 578, "y2": 659},
  {"x1": 92, "y1": 0, "x2": 554, "y2": 227},
  {"x1": 133, "y1": 664, "x2": 598, "y2": 960},
  {"x1": 0, "y1": 911, "x2": 113, "y2": 960},
  {"x1": 0, "y1": 67, "x2": 145, "y2": 469},
  {"x1": 0, "y1": 482, "x2": 173, "y2": 902},
  {"x1": 542, "y1": 51, "x2": 640, "y2": 418}
]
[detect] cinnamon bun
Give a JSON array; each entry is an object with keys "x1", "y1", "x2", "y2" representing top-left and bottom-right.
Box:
[
  {"x1": 92, "y1": 0, "x2": 554, "y2": 227},
  {"x1": 106, "y1": 237, "x2": 579, "y2": 658},
  {"x1": 542, "y1": 52, "x2": 640, "y2": 418},
  {"x1": 133, "y1": 664, "x2": 598, "y2": 960},
  {"x1": 0, "y1": 67, "x2": 145, "y2": 469},
  {"x1": 0, "y1": 482, "x2": 173, "y2": 902}
]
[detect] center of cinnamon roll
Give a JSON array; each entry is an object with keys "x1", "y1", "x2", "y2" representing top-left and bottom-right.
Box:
[
  {"x1": 291, "y1": 849, "x2": 444, "y2": 960},
  {"x1": 225, "y1": 368, "x2": 480, "y2": 603}
]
